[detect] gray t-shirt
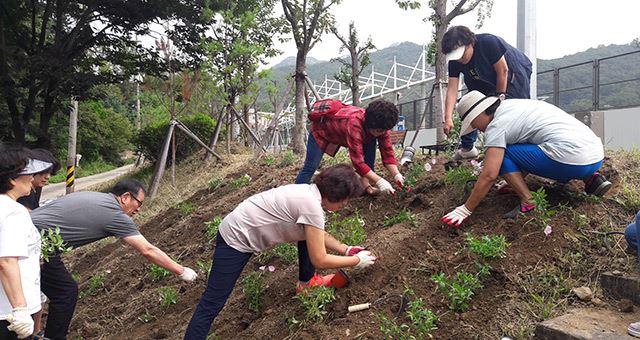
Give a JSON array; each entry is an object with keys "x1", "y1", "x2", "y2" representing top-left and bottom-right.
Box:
[
  {"x1": 484, "y1": 99, "x2": 604, "y2": 165},
  {"x1": 220, "y1": 184, "x2": 325, "y2": 253},
  {"x1": 31, "y1": 192, "x2": 140, "y2": 248}
]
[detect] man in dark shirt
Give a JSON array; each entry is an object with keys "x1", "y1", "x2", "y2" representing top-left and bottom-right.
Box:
[
  {"x1": 31, "y1": 179, "x2": 197, "y2": 340},
  {"x1": 442, "y1": 25, "x2": 532, "y2": 160}
]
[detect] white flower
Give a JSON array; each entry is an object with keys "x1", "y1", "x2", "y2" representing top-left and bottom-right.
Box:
[
  {"x1": 424, "y1": 163, "x2": 432, "y2": 172},
  {"x1": 267, "y1": 265, "x2": 275, "y2": 272},
  {"x1": 431, "y1": 158, "x2": 437, "y2": 165},
  {"x1": 543, "y1": 225, "x2": 552, "y2": 236}
]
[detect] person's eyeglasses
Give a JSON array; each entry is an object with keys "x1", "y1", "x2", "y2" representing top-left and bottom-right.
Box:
[{"x1": 129, "y1": 192, "x2": 143, "y2": 207}]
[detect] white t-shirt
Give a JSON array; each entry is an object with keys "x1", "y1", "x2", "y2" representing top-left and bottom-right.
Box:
[
  {"x1": 220, "y1": 184, "x2": 325, "y2": 253},
  {"x1": 484, "y1": 99, "x2": 604, "y2": 165},
  {"x1": 0, "y1": 195, "x2": 42, "y2": 318}
]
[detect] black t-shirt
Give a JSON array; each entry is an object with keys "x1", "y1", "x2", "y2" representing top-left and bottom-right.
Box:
[
  {"x1": 448, "y1": 33, "x2": 533, "y2": 98},
  {"x1": 17, "y1": 187, "x2": 42, "y2": 210}
]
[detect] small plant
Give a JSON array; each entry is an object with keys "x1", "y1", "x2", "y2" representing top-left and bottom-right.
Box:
[
  {"x1": 378, "y1": 288, "x2": 438, "y2": 339},
  {"x1": 242, "y1": 271, "x2": 267, "y2": 312},
  {"x1": 197, "y1": 259, "x2": 212, "y2": 278},
  {"x1": 465, "y1": 233, "x2": 508, "y2": 258},
  {"x1": 208, "y1": 177, "x2": 224, "y2": 191},
  {"x1": 204, "y1": 216, "x2": 222, "y2": 241},
  {"x1": 294, "y1": 285, "x2": 335, "y2": 321},
  {"x1": 322, "y1": 149, "x2": 350, "y2": 166},
  {"x1": 40, "y1": 227, "x2": 73, "y2": 262},
  {"x1": 278, "y1": 150, "x2": 295, "y2": 167},
  {"x1": 444, "y1": 166, "x2": 477, "y2": 192},
  {"x1": 615, "y1": 178, "x2": 640, "y2": 213},
  {"x1": 175, "y1": 202, "x2": 195, "y2": 216},
  {"x1": 80, "y1": 271, "x2": 107, "y2": 298},
  {"x1": 231, "y1": 174, "x2": 251, "y2": 188},
  {"x1": 383, "y1": 208, "x2": 417, "y2": 227},
  {"x1": 431, "y1": 270, "x2": 485, "y2": 312},
  {"x1": 71, "y1": 273, "x2": 81, "y2": 282},
  {"x1": 148, "y1": 264, "x2": 171, "y2": 281},
  {"x1": 158, "y1": 286, "x2": 178, "y2": 306},
  {"x1": 138, "y1": 309, "x2": 155, "y2": 323},
  {"x1": 530, "y1": 187, "x2": 557, "y2": 229},
  {"x1": 404, "y1": 162, "x2": 426, "y2": 187},
  {"x1": 325, "y1": 210, "x2": 367, "y2": 245},
  {"x1": 264, "y1": 155, "x2": 276, "y2": 166},
  {"x1": 256, "y1": 243, "x2": 298, "y2": 264}
]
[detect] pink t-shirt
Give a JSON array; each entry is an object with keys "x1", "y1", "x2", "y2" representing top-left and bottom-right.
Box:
[{"x1": 219, "y1": 184, "x2": 325, "y2": 253}]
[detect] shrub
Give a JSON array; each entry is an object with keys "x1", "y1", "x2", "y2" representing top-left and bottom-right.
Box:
[
  {"x1": 242, "y1": 271, "x2": 267, "y2": 312},
  {"x1": 294, "y1": 285, "x2": 335, "y2": 321},
  {"x1": 40, "y1": 227, "x2": 73, "y2": 262},
  {"x1": 465, "y1": 233, "x2": 508, "y2": 259},
  {"x1": 134, "y1": 113, "x2": 216, "y2": 163}
]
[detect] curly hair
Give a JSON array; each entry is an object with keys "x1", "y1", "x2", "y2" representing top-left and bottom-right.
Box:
[
  {"x1": 314, "y1": 164, "x2": 363, "y2": 202},
  {"x1": 442, "y1": 25, "x2": 477, "y2": 54},
  {"x1": 0, "y1": 146, "x2": 31, "y2": 194},
  {"x1": 364, "y1": 99, "x2": 399, "y2": 130}
]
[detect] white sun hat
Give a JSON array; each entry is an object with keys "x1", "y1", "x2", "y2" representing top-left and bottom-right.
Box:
[
  {"x1": 19, "y1": 158, "x2": 53, "y2": 175},
  {"x1": 456, "y1": 90, "x2": 499, "y2": 136},
  {"x1": 445, "y1": 45, "x2": 466, "y2": 62}
]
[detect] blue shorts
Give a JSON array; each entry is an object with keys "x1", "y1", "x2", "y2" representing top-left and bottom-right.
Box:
[{"x1": 499, "y1": 144, "x2": 603, "y2": 182}]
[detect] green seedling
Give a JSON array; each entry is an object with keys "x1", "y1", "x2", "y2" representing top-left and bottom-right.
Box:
[
  {"x1": 404, "y1": 162, "x2": 426, "y2": 188},
  {"x1": 383, "y1": 208, "x2": 417, "y2": 227},
  {"x1": 242, "y1": 271, "x2": 267, "y2": 312},
  {"x1": 231, "y1": 174, "x2": 251, "y2": 188},
  {"x1": 197, "y1": 259, "x2": 212, "y2": 278},
  {"x1": 208, "y1": 177, "x2": 224, "y2": 191},
  {"x1": 175, "y1": 202, "x2": 195, "y2": 216},
  {"x1": 138, "y1": 309, "x2": 155, "y2": 323},
  {"x1": 530, "y1": 187, "x2": 556, "y2": 229},
  {"x1": 148, "y1": 263, "x2": 171, "y2": 281},
  {"x1": 378, "y1": 288, "x2": 438, "y2": 339},
  {"x1": 431, "y1": 270, "x2": 484, "y2": 312},
  {"x1": 279, "y1": 150, "x2": 295, "y2": 168},
  {"x1": 444, "y1": 166, "x2": 477, "y2": 192},
  {"x1": 40, "y1": 227, "x2": 73, "y2": 262},
  {"x1": 264, "y1": 155, "x2": 276, "y2": 166},
  {"x1": 465, "y1": 233, "x2": 508, "y2": 258},
  {"x1": 322, "y1": 149, "x2": 350, "y2": 167},
  {"x1": 80, "y1": 271, "x2": 106, "y2": 298},
  {"x1": 294, "y1": 285, "x2": 335, "y2": 321},
  {"x1": 158, "y1": 286, "x2": 178, "y2": 306},
  {"x1": 204, "y1": 216, "x2": 222, "y2": 241},
  {"x1": 325, "y1": 210, "x2": 367, "y2": 245},
  {"x1": 256, "y1": 243, "x2": 298, "y2": 264}
]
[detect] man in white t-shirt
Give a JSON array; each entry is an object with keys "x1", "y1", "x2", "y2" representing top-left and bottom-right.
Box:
[
  {"x1": 441, "y1": 91, "x2": 611, "y2": 227},
  {"x1": 0, "y1": 147, "x2": 52, "y2": 339}
]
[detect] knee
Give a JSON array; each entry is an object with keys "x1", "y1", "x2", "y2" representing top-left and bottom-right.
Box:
[{"x1": 625, "y1": 223, "x2": 637, "y2": 247}]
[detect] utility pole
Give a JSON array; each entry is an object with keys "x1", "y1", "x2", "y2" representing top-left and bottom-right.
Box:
[
  {"x1": 518, "y1": 0, "x2": 537, "y2": 99},
  {"x1": 66, "y1": 98, "x2": 78, "y2": 194},
  {"x1": 136, "y1": 80, "x2": 141, "y2": 130}
]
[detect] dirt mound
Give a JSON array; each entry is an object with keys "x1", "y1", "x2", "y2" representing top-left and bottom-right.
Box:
[{"x1": 67, "y1": 152, "x2": 639, "y2": 339}]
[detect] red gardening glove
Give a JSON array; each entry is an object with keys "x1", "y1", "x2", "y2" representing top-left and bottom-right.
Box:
[{"x1": 344, "y1": 246, "x2": 366, "y2": 256}]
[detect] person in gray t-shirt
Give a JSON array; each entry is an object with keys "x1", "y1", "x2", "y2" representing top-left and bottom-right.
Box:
[
  {"x1": 441, "y1": 91, "x2": 612, "y2": 227},
  {"x1": 31, "y1": 179, "x2": 198, "y2": 340}
]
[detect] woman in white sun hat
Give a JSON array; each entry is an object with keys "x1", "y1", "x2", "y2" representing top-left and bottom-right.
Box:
[
  {"x1": 0, "y1": 146, "x2": 52, "y2": 339},
  {"x1": 440, "y1": 90, "x2": 611, "y2": 227}
]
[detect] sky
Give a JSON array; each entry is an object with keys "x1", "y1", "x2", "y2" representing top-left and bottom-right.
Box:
[{"x1": 265, "y1": 0, "x2": 640, "y2": 67}]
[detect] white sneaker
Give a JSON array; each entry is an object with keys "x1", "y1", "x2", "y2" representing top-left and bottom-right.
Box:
[{"x1": 452, "y1": 146, "x2": 479, "y2": 161}]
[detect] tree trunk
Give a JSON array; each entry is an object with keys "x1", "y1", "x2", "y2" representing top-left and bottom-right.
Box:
[
  {"x1": 290, "y1": 51, "x2": 307, "y2": 154},
  {"x1": 434, "y1": 0, "x2": 448, "y2": 144},
  {"x1": 351, "y1": 50, "x2": 361, "y2": 107}
]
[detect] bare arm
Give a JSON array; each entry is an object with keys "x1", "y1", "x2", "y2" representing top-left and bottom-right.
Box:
[
  {"x1": 444, "y1": 77, "x2": 460, "y2": 136},
  {"x1": 493, "y1": 56, "x2": 509, "y2": 94},
  {"x1": 464, "y1": 147, "x2": 504, "y2": 211},
  {"x1": 0, "y1": 257, "x2": 27, "y2": 308},
  {"x1": 385, "y1": 164, "x2": 400, "y2": 177},
  {"x1": 323, "y1": 232, "x2": 348, "y2": 254},
  {"x1": 304, "y1": 226, "x2": 358, "y2": 269},
  {"x1": 123, "y1": 235, "x2": 184, "y2": 275}
]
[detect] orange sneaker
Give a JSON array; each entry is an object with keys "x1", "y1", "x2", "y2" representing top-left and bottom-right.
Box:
[{"x1": 296, "y1": 273, "x2": 335, "y2": 294}]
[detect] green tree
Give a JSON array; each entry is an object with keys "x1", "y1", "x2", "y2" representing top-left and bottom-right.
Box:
[{"x1": 331, "y1": 22, "x2": 376, "y2": 107}]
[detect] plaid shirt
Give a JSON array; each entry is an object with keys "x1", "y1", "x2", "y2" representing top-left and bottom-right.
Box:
[{"x1": 310, "y1": 107, "x2": 397, "y2": 176}]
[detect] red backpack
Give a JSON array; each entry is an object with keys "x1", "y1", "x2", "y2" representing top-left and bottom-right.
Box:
[{"x1": 308, "y1": 99, "x2": 363, "y2": 122}]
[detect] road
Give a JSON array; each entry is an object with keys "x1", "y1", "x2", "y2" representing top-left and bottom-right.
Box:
[{"x1": 41, "y1": 164, "x2": 137, "y2": 202}]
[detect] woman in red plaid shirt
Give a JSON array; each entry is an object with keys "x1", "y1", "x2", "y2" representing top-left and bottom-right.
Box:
[{"x1": 294, "y1": 98, "x2": 405, "y2": 196}]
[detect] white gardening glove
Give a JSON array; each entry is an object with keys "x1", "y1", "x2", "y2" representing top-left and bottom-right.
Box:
[
  {"x1": 375, "y1": 178, "x2": 395, "y2": 195},
  {"x1": 344, "y1": 246, "x2": 365, "y2": 256},
  {"x1": 6, "y1": 307, "x2": 34, "y2": 339},
  {"x1": 440, "y1": 205, "x2": 472, "y2": 227},
  {"x1": 354, "y1": 250, "x2": 377, "y2": 269},
  {"x1": 394, "y1": 173, "x2": 405, "y2": 188},
  {"x1": 178, "y1": 267, "x2": 197, "y2": 282}
]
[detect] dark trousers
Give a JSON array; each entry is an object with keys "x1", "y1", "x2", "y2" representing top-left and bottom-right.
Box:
[
  {"x1": 40, "y1": 255, "x2": 78, "y2": 340},
  {"x1": 0, "y1": 320, "x2": 18, "y2": 340},
  {"x1": 184, "y1": 233, "x2": 315, "y2": 339}
]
